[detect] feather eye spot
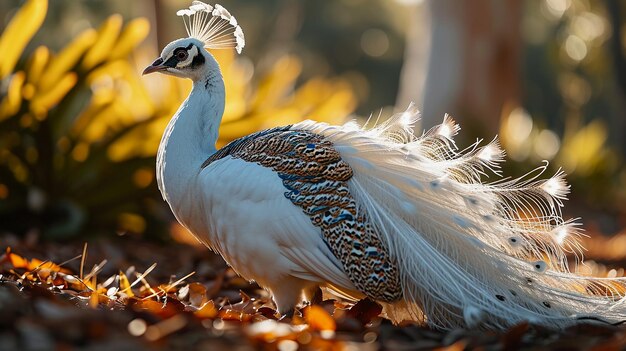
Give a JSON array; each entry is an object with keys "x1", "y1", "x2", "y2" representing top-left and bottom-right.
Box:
[
  {"x1": 463, "y1": 305, "x2": 485, "y2": 328},
  {"x1": 543, "y1": 301, "x2": 551, "y2": 308},
  {"x1": 508, "y1": 236, "x2": 522, "y2": 248},
  {"x1": 496, "y1": 294, "x2": 506, "y2": 301},
  {"x1": 482, "y1": 214, "x2": 495, "y2": 222},
  {"x1": 430, "y1": 179, "x2": 441, "y2": 189},
  {"x1": 509, "y1": 290, "x2": 518, "y2": 297},
  {"x1": 533, "y1": 261, "x2": 547, "y2": 273},
  {"x1": 526, "y1": 277, "x2": 533, "y2": 284}
]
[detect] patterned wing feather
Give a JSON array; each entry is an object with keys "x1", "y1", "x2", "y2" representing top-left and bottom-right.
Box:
[{"x1": 203, "y1": 126, "x2": 402, "y2": 302}]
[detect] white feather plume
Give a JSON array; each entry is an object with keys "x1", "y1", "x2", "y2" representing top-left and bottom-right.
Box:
[
  {"x1": 177, "y1": 1, "x2": 245, "y2": 54},
  {"x1": 294, "y1": 103, "x2": 626, "y2": 330}
]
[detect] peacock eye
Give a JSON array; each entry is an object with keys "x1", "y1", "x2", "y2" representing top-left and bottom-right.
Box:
[{"x1": 175, "y1": 49, "x2": 188, "y2": 61}]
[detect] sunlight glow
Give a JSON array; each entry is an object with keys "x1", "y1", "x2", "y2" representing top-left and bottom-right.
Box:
[
  {"x1": 555, "y1": 226, "x2": 568, "y2": 245},
  {"x1": 535, "y1": 129, "x2": 560, "y2": 160},
  {"x1": 541, "y1": 177, "x2": 566, "y2": 197},
  {"x1": 564, "y1": 35, "x2": 587, "y2": 62},
  {"x1": 544, "y1": 0, "x2": 571, "y2": 18},
  {"x1": 361, "y1": 29, "x2": 389, "y2": 58}
]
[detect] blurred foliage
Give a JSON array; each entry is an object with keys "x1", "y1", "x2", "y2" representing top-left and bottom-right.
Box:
[
  {"x1": 0, "y1": 0, "x2": 406, "y2": 116},
  {"x1": 0, "y1": 0, "x2": 356, "y2": 239},
  {"x1": 499, "y1": 0, "x2": 626, "y2": 214}
]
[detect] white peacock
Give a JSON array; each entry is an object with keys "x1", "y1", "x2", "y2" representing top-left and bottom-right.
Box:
[{"x1": 143, "y1": 1, "x2": 626, "y2": 330}]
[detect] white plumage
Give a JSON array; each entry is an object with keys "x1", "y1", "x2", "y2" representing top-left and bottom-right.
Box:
[
  {"x1": 143, "y1": 1, "x2": 626, "y2": 330},
  {"x1": 177, "y1": 1, "x2": 244, "y2": 53},
  {"x1": 198, "y1": 157, "x2": 358, "y2": 311}
]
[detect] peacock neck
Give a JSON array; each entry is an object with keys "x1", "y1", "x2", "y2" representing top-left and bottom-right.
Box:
[{"x1": 156, "y1": 73, "x2": 225, "y2": 214}]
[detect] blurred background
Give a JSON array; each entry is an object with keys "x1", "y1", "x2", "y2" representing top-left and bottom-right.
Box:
[{"x1": 1, "y1": 0, "x2": 625, "y2": 259}]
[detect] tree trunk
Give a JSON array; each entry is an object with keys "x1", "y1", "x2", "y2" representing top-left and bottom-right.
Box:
[{"x1": 398, "y1": 0, "x2": 522, "y2": 135}]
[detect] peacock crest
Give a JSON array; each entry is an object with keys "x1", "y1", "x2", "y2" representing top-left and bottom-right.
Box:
[{"x1": 176, "y1": 1, "x2": 245, "y2": 54}]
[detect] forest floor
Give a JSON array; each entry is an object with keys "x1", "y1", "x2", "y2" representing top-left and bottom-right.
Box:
[{"x1": 3, "y1": 232, "x2": 626, "y2": 351}]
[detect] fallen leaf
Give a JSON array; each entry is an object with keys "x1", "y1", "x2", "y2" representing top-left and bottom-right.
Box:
[
  {"x1": 195, "y1": 300, "x2": 218, "y2": 319},
  {"x1": 304, "y1": 305, "x2": 336, "y2": 332}
]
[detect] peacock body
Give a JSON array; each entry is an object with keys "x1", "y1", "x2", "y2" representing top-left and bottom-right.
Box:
[{"x1": 144, "y1": 1, "x2": 626, "y2": 330}]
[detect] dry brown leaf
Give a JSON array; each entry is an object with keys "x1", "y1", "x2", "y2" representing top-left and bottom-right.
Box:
[
  {"x1": 195, "y1": 300, "x2": 218, "y2": 319},
  {"x1": 304, "y1": 305, "x2": 336, "y2": 332},
  {"x1": 188, "y1": 282, "x2": 207, "y2": 308}
]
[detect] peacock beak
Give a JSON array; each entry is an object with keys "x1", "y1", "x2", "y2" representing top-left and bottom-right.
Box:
[{"x1": 142, "y1": 57, "x2": 167, "y2": 75}]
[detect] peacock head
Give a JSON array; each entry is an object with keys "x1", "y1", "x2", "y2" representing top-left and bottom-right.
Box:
[{"x1": 143, "y1": 1, "x2": 245, "y2": 81}]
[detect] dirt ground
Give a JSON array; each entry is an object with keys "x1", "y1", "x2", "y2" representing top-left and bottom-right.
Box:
[{"x1": 3, "y1": 232, "x2": 626, "y2": 351}]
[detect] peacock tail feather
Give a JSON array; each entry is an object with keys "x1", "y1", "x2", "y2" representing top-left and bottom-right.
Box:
[{"x1": 294, "y1": 103, "x2": 625, "y2": 330}]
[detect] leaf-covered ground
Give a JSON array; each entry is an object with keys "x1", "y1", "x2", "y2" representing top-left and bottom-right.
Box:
[{"x1": 3, "y1": 233, "x2": 626, "y2": 351}]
